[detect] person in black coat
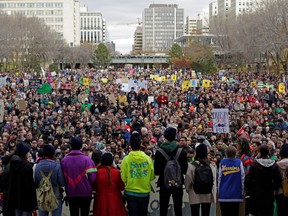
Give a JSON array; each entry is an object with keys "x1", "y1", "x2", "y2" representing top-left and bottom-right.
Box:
[
  {"x1": 8, "y1": 143, "x2": 37, "y2": 215},
  {"x1": 154, "y1": 127, "x2": 188, "y2": 216},
  {"x1": 245, "y1": 145, "x2": 282, "y2": 216}
]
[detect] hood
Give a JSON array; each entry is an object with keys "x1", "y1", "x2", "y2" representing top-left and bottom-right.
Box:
[
  {"x1": 10, "y1": 154, "x2": 29, "y2": 172},
  {"x1": 256, "y1": 158, "x2": 275, "y2": 168},
  {"x1": 160, "y1": 141, "x2": 178, "y2": 153},
  {"x1": 128, "y1": 151, "x2": 149, "y2": 163}
]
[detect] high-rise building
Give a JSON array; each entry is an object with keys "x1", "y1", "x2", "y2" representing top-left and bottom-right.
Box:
[
  {"x1": 142, "y1": 4, "x2": 184, "y2": 52},
  {"x1": 133, "y1": 26, "x2": 143, "y2": 54},
  {"x1": 218, "y1": 0, "x2": 232, "y2": 19},
  {"x1": 185, "y1": 16, "x2": 198, "y2": 35},
  {"x1": 209, "y1": 1, "x2": 218, "y2": 24},
  {"x1": 0, "y1": 0, "x2": 80, "y2": 46},
  {"x1": 80, "y1": 6, "x2": 106, "y2": 44}
]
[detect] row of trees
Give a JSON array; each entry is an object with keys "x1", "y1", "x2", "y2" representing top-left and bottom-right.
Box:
[
  {"x1": 0, "y1": 14, "x2": 111, "y2": 72},
  {"x1": 167, "y1": 0, "x2": 288, "y2": 73},
  {"x1": 210, "y1": 0, "x2": 288, "y2": 73}
]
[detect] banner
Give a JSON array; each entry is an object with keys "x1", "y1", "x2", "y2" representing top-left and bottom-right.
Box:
[
  {"x1": 0, "y1": 100, "x2": 4, "y2": 122},
  {"x1": 37, "y1": 83, "x2": 51, "y2": 94},
  {"x1": 29, "y1": 79, "x2": 42, "y2": 88},
  {"x1": 212, "y1": 109, "x2": 230, "y2": 133},
  {"x1": 18, "y1": 99, "x2": 27, "y2": 111}
]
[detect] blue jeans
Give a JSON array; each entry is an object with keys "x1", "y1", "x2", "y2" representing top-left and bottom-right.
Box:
[
  {"x1": 38, "y1": 199, "x2": 63, "y2": 216},
  {"x1": 15, "y1": 209, "x2": 33, "y2": 216}
]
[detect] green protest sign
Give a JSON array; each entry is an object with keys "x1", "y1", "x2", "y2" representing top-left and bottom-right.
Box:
[{"x1": 37, "y1": 84, "x2": 51, "y2": 94}]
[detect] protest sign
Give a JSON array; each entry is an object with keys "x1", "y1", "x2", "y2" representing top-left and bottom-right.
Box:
[
  {"x1": 202, "y1": 79, "x2": 211, "y2": 88},
  {"x1": 18, "y1": 99, "x2": 27, "y2": 111},
  {"x1": 0, "y1": 100, "x2": 4, "y2": 122},
  {"x1": 29, "y1": 79, "x2": 42, "y2": 88},
  {"x1": 279, "y1": 83, "x2": 285, "y2": 93},
  {"x1": 101, "y1": 78, "x2": 108, "y2": 83},
  {"x1": 182, "y1": 80, "x2": 190, "y2": 91},
  {"x1": 83, "y1": 78, "x2": 89, "y2": 86},
  {"x1": 0, "y1": 77, "x2": 6, "y2": 87},
  {"x1": 190, "y1": 79, "x2": 199, "y2": 88},
  {"x1": 212, "y1": 109, "x2": 230, "y2": 133},
  {"x1": 138, "y1": 80, "x2": 148, "y2": 90},
  {"x1": 148, "y1": 96, "x2": 154, "y2": 104},
  {"x1": 171, "y1": 75, "x2": 177, "y2": 81},
  {"x1": 37, "y1": 83, "x2": 51, "y2": 94},
  {"x1": 121, "y1": 83, "x2": 129, "y2": 92}
]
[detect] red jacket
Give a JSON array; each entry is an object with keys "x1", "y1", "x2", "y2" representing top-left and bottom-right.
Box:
[
  {"x1": 93, "y1": 166, "x2": 126, "y2": 216},
  {"x1": 157, "y1": 95, "x2": 168, "y2": 107}
]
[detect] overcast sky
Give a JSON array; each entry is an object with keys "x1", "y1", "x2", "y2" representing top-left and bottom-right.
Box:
[{"x1": 81, "y1": 0, "x2": 212, "y2": 54}]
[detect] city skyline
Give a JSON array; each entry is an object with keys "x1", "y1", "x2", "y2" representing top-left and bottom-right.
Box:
[{"x1": 81, "y1": 0, "x2": 211, "y2": 54}]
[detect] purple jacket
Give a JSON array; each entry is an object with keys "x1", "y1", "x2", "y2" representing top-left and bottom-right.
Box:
[{"x1": 61, "y1": 150, "x2": 97, "y2": 197}]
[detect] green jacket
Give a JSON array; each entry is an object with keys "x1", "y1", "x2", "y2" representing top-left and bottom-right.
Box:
[{"x1": 121, "y1": 151, "x2": 155, "y2": 196}]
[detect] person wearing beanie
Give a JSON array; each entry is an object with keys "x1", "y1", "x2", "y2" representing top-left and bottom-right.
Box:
[
  {"x1": 276, "y1": 144, "x2": 288, "y2": 216},
  {"x1": 184, "y1": 143, "x2": 217, "y2": 216},
  {"x1": 154, "y1": 127, "x2": 188, "y2": 216},
  {"x1": 92, "y1": 152, "x2": 126, "y2": 216},
  {"x1": 245, "y1": 145, "x2": 282, "y2": 216},
  {"x1": 121, "y1": 132, "x2": 155, "y2": 216},
  {"x1": 61, "y1": 136, "x2": 97, "y2": 216},
  {"x1": 35, "y1": 144, "x2": 65, "y2": 216},
  {"x1": 8, "y1": 142, "x2": 37, "y2": 215}
]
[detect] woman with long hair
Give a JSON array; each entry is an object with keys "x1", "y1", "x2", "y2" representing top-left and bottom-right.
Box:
[{"x1": 93, "y1": 153, "x2": 126, "y2": 216}]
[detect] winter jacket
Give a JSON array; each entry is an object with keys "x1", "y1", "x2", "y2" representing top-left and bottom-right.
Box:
[
  {"x1": 245, "y1": 158, "x2": 282, "y2": 216},
  {"x1": 121, "y1": 150, "x2": 154, "y2": 196},
  {"x1": 277, "y1": 158, "x2": 288, "y2": 194},
  {"x1": 61, "y1": 150, "x2": 97, "y2": 197},
  {"x1": 8, "y1": 155, "x2": 37, "y2": 211},
  {"x1": 218, "y1": 158, "x2": 245, "y2": 202},
  {"x1": 154, "y1": 141, "x2": 188, "y2": 188},
  {"x1": 34, "y1": 159, "x2": 65, "y2": 200},
  {"x1": 185, "y1": 161, "x2": 217, "y2": 205}
]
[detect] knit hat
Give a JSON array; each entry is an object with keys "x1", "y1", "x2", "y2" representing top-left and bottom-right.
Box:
[
  {"x1": 130, "y1": 131, "x2": 141, "y2": 150},
  {"x1": 42, "y1": 144, "x2": 55, "y2": 157},
  {"x1": 15, "y1": 143, "x2": 31, "y2": 157},
  {"x1": 195, "y1": 143, "x2": 208, "y2": 159},
  {"x1": 70, "y1": 136, "x2": 83, "y2": 150},
  {"x1": 164, "y1": 127, "x2": 177, "y2": 141},
  {"x1": 280, "y1": 144, "x2": 288, "y2": 158},
  {"x1": 101, "y1": 153, "x2": 114, "y2": 166}
]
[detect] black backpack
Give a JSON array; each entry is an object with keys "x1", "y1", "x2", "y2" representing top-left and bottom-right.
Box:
[
  {"x1": 192, "y1": 161, "x2": 213, "y2": 194},
  {"x1": 158, "y1": 148, "x2": 183, "y2": 191}
]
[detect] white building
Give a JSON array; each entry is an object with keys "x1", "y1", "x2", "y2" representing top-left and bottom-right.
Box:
[
  {"x1": 230, "y1": 0, "x2": 255, "y2": 17},
  {"x1": 218, "y1": 0, "x2": 232, "y2": 19},
  {"x1": 185, "y1": 16, "x2": 198, "y2": 35},
  {"x1": 0, "y1": 0, "x2": 80, "y2": 46},
  {"x1": 209, "y1": 1, "x2": 218, "y2": 24},
  {"x1": 80, "y1": 6, "x2": 106, "y2": 44},
  {"x1": 142, "y1": 4, "x2": 184, "y2": 52}
]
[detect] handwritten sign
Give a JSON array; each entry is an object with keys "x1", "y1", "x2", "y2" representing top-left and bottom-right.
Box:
[
  {"x1": 212, "y1": 109, "x2": 229, "y2": 133},
  {"x1": 37, "y1": 83, "x2": 51, "y2": 94},
  {"x1": 29, "y1": 79, "x2": 42, "y2": 88}
]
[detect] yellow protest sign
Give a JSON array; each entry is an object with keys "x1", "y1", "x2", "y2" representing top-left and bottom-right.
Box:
[
  {"x1": 191, "y1": 71, "x2": 196, "y2": 78},
  {"x1": 171, "y1": 75, "x2": 177, "y2": 81},
  {"x1": 161, "y1": 76, "x2": 166, "y2": 82},
  {"x1": 182, "y1": 80, "x2": 190, "y2": 91},
  {"x1": 101, "y1": 78, "x2": 108, "y2": 83},
  {"x1": 154, "y1": 75, "x2": 159, "y2": 81},
  {"x1": 150, "y1": 74, "x2": 155, "y2": 79},
  {"x1": 83, "y1": 78, "x2": 89, "y2": 86},
  {"x1": 202, "y1": 79, "x2": 211, "y2": 88},
  {"x1": 279, "y1": 83, "x2": 285, "y2": 93},
  {"x1": 251, "y1": 82, "x2": 256, "y2": 87}
]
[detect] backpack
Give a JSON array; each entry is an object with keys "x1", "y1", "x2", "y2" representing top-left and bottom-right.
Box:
[
  {"x1": 192, "y1": 161, "x2": 213, "y2": 194},
  {"x1": 282, "y1": 167, "x2": 288, "y2": 197},
  {"x1": 158, "y1": 147, "x2": 182, "y2": 191},
  {"x1": 36, "y1": 169, "x2": 58, "y2": 212}
]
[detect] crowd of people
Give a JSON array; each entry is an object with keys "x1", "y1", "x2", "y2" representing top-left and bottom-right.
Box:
[{"x1": 0, "y1": 68, "x2": 287, "y2": 216}]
